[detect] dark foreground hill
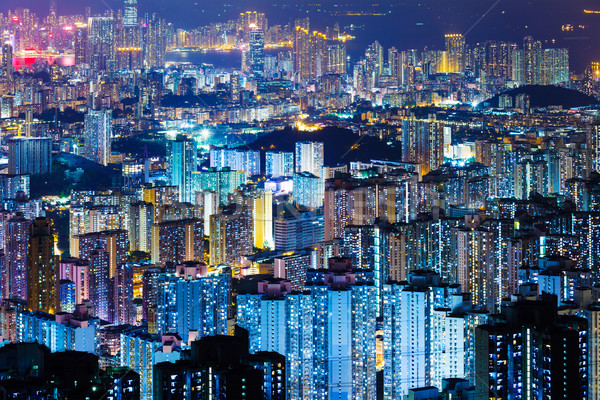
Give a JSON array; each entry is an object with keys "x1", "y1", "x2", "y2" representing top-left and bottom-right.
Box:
[
  {"x1": 483, "y1": 85, "x2": 599, "y2": 109},
  {"x1": 247, "y1": 126, "x2": 403, "y2": 166}
]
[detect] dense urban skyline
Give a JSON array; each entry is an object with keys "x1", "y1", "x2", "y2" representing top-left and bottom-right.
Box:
[{"x1": 0, "y1": 0, "x2": 599, "y2": 399}]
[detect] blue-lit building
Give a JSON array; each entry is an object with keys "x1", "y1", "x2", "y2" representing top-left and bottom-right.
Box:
[
  {"x1": 292, "y1": 172, "x2": 324, "y2": 209},
  {"x1": 265, "y1": 151, "x2": 294, "y2": 177},
  {"x1": 342, "y1": 223, "x2": 390, "y2": 315},
  {"x1": 248, "y1": 27, "x2": 265, "y2": 76},
  {"x1": 192, "y1": 167, "x2": 246, "y2": 205},
  {"x1": 156, "y1": 262, "x2": 229, "y2": 342},
  {"x1": 167, "y1": 135, "x2": 197, "y2": 203},
  {"x1": 209, "y1": 148, "x2": 261, "y2": 177},
  {"x1": 17, "y1": 304, "x2": 100, "y2": 355},
  {"x1": 120, "y1": 329, "x2": 182, "y2": 400},
  {"x1": 59, "y1": 279, "x2": 76, "y2": 313},
  {"x1": 237, "y1": 258, "x2": 377, "y2": 400},
  {"x1": 273, "y1": 209, "x2": 324, "y2": 252},
  {"x1": 383, "y1": 270, "x2": 472, "y2": 399},
  {"x1": 474, "y1": 292, "x2": 588, "y2": 400}
]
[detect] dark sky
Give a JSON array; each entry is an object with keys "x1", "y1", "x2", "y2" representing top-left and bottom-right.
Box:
[{"x1": 3, "y1": 0, "x2": 600, "y2": 70}]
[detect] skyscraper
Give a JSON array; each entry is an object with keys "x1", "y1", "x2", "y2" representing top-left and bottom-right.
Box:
[
  {"x1": 8, "y1": 137, "x2": 52, "y2": 175},
  {"x1": 445, "y1": 34, "x2": 465, "y2": 73},
  {"x1": 26, "y1": 218, "x2": 59, "y2": 314},
  {"x1": 124, "y1": 0, "x2": 138, "y2": 27},
  {"x1": 248, "y1": 26, "x2": 265, "y2": 76},
  {"x1": 383, "y1": 271, "x2": 471, "y2": 398},
  {"x1": 475, "y1": 293, "x2": 588, "y2": 400},
  {"x1": 265, "y1": 151, "x2": 294, "y2": 177},
  {"x1": 295, "y1": 141, "x2": 324, "y2": 177},
  {"x1": 167, "y1": 135, "x2": 197, "y2": 203},
  {"x1": 2, "y1": 42, "x2": 13, "y2": 82},
  {"x1": 84, "y1": 110, "x2": 112, "y2": 166},
  {"x1": 117, "y1": 0, "x2": 142, "y2": 71},
  {"x1": 155, "y1": 262, "x2": 229, "y2": 342},
  {"x1": 5, "y1": 214, "x2": 31, "y2": 302},
  {"x1": 209, "y1": 204, "x2": 253, "y2": 267},
  {"x1": 141, "y1": 14, "x2": 168, "y2": 68},
  {"x1": 87, "y1": 17, "x2": 114, "y2": 70},
  {"x1": 237, "y1": 259, "x2": 377, "y2": 400},
  {"x1": 74, "y1": 23, "x2": 88, "y2": 65},
  {"x1": 150, "y1": 219, "x2": 203, "y2": 266},
  {"x1": 365, "y1": 41, "x2": 384, "y2": 89}
]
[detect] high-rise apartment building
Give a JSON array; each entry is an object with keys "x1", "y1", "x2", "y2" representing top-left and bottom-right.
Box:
[
  {"x1": 88, "y1": 249, "x2": 111, "y2": 321},
  {"x1": 401, "y1": 119, "x2": 445, "y2": 176},
  {"x1": 445, "y1": 34, "x2": 465, "y2": 73},
  {"x1": 18, "y1": 305, "x2": 100, "y2": 354},
  {"x1": 237, "y1": 259, "x2": 377, "y2": 400},
  {"x1": 274, "y1": 209, "x2": 324, "y2": 251},
  {"x1": 73, "y1": 230, "x2": 129, "y2": 279},
  {"x1": 209, "y1": 148, "x2": 260, "y2": 177},
  {"x1": 167, "y1": 136, "x2": 197, "y2": 203},
  {"x1": 253, "y1": 189, "x2": 273, "y2": 249},
  {"x1": 383, "y1": 271, "x2": 471, "y2": 398},
  {"x1": 475, "y1": 293, "x2": 588, "y2": 400},
  {"x1": 523, "y1": 35, "x2": 542, "y2": 85},
  {"x1": 295, "y1": 141, "x2": 324, "y2": 177},
  {"x1": 293, "y1": 19, "x2": 328, "y2": 82},
  {"x1": 128, "y1": 201, "x2": 154, "y2": 253},
  {"x1": 59, "y1": 258, "x2": 90, "y2": 305},
  {"x1": 192, "y1": 167, "x2": 247, "y2": 205},
  {"x1": 150, "y1": 218, "x2": 203, "y2": 266},
  {"x1": 292, "y1": 172, "x2": 324, "y2": 209},
  {"x1": 27, "y1": 218, "x2": 59, "y2": 314},
  {"x1": 84, "y1": 110, "x2": 112, "y2": 166},
  {"x1": 8, "y1": 137, "x2": 52, "y2": 175},
  {"x1": 209, "y1": 205, "x2": 253, "y2": 266},
  {"x1": 4, "y1": 214, "x2": 31, "y2": 301},
  {"x1": 265, "y1": 151, "x2": 294, "y2": 177},
  {"x1": 328, "y1": 43, "x2": 347, "y2": 75},
  {"x1": 156, "y1": 262, "x2": 229, "y2": 342}
]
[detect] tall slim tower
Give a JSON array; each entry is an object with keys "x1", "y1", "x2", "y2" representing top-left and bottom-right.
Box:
[
  {"x1": 248, "y1": 26, "x2": 265, "y2": 76},
  {"x1": 167, "y1": 135, "x2": 197, "y2": 203},
  {"x1": 6, "y1": 214, "x2": 31, "y2": 301},
  {"x1": 84, "y1": 110, "x2": 112, "y2": 166},
  {"x1": 124, "y1": 0, "x2": 138, "y2": 27},
  {"x1": 26, "y1": 217, "x2": 59, "y2": 314},
  {"x1": 523, "y1": 35, "x2": 542, "y2": 85},
  {"x1": 2, "y1": 42, "x2": 13, "y2": 82}
]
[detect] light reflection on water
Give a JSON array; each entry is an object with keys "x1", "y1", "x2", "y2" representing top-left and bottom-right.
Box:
[{"x1": 13, "y1": 56, "x2": 75, "y2": 70}]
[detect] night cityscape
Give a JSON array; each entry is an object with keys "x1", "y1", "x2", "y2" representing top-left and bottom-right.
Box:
[{"x1": 0, "y1": 0, "x2": 599, "y2": 399}]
